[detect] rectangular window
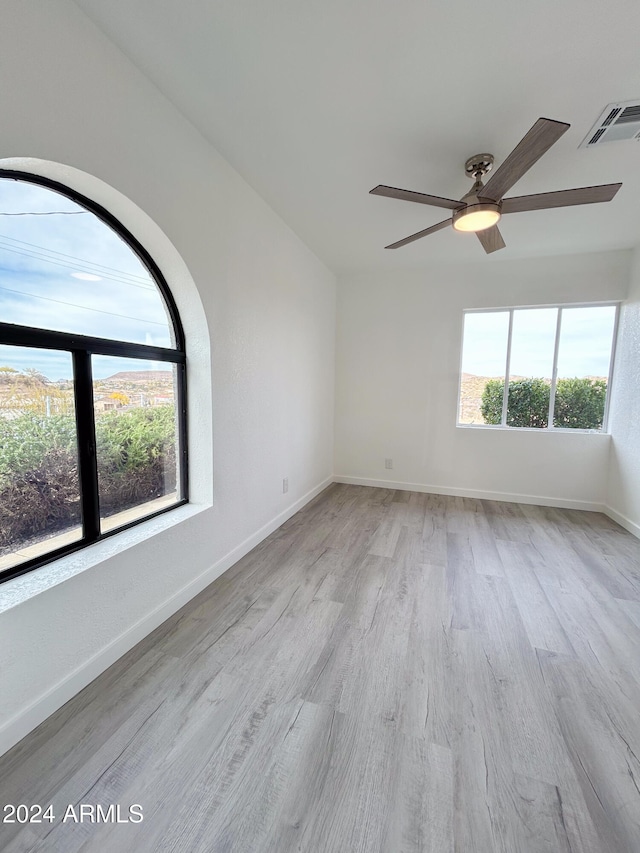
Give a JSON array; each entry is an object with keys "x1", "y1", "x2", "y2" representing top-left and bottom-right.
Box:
[{"x1": 458, "y1": 304, "x2": 618, "y2": 432}]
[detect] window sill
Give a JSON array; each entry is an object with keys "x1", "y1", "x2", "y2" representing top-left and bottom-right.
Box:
[
  {"x1": 456, "y1": 423, "x2": 610, "y2": 435},
  {"x1": 0, "y1": 501, "x2": 206, "y2": 615}
]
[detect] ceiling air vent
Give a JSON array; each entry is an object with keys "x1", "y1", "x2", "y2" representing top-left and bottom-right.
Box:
[{"x1": 580, "y1": 100, "x2": 640, "y2": 148}]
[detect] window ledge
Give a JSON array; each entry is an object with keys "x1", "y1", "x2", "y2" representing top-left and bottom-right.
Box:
[
  {"x1": 0, "y1": 502, "x2": 207, "y2": 615},
  {"x1": 456, "y1": 423, "x2": 611, "y2": 435}
]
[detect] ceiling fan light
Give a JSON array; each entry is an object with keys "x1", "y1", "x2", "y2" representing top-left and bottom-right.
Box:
[{"x1": 453, "y1": 203, "x2": 501, "y2": 232}]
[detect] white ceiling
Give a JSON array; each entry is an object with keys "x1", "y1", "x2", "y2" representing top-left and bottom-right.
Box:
[{"x1": 74, "y1": 0, "x2": 640, "y2": 273}]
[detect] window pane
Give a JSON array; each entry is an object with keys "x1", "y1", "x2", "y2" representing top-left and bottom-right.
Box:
[
  {"x1": 553, "y1": 306, "x2": 616, "y2": 430},
  {"x1": 0, "y1": 178, "x2": 174, "y2": 346},
  {"x1": 92, "y1": 356, "x2": 181, "y2": 533},
  {"x1": 459, "y1": 311, "x2": 509, "y2": 424},
  {"x1": 0, "y1": 346, "x2": 81, "y2": 572},
  {"x1": 506, "y1": 308, "x2": 557, "y2": 428}
]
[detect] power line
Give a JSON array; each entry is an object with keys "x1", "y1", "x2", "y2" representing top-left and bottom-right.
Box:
[
  {"x1": 0, "y1": 242, "x2": 157, "y2": 291},
  {"x1": 0, "y1": 235, "x2": 153, "y2": 286},
  {"x1": 0, "y1": 211, "x2": 88, "y2": 216},
  {"x1": 0, "y1": 231, "x2": 152, "y2": 284},
  {"x1": 0, "y1": 285, "x2": 169, "y2": 327}
]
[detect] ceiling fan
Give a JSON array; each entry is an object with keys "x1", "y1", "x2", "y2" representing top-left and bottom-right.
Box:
[{"x1": 370, "y1": 117, "x2": 622, "y2": 253}]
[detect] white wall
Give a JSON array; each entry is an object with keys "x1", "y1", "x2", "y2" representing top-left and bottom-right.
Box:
[
  {"x1": 335, "y1": 251, "x2": 630, "y2": 507},
  {"x1": 607, "y1": 246, "x2": 640, "y2": 536},
  {"x1": 0, "y1": 0, "x2": 336, "y2": 755}
]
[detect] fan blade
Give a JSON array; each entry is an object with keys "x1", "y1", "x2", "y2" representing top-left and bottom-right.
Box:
[
  {"x1": 385, "y1": 218, "x2": 451, "y2": 249},
  {"x1": 476, "y1": 225, "x2": 506, "y2": 254},
  {"x1": 371, "y1": 185, "x2": 464, "y2": 211},
  {"x1": 480, "y1": 118, "x2": 570, "y2": 201},
  {"x1": 501, "y1": 183, "x2": 622, "y2": 214}
]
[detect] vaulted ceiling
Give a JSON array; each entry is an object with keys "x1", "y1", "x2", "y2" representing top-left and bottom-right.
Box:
[{"x1": 74, "y1": 0, "x2": 640, "y2": 273}]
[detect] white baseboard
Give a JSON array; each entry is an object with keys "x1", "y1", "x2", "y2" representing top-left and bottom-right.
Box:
[
  {"x1": 333, "y1": 475, "x2": 605, "y2": 512},
  {"x1": 604, "y1": 504, "x2": 640, "y2": 539},
  {"x1": 3, "y1": 475, "x2": 636, "y2": 757},
  {"x1": 0, "y1": 476, "x2": 333, "y2": 758}
]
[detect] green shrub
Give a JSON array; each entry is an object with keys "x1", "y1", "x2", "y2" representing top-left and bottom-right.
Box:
[
  {"x1": 481, "y1": 377, "x2": 607, "y2": 430},
  {"x1": 554, "y1": 378, "x2": 607, "y2": 429},
  {"x1": 0, "y1": 406, "x2": 176, "y2": 552},
  {"x1": 0, "y1": 447, "x2": 80, "y2": 548},
  {"x1": 0, "y1": 414, "x2": 77, "y2": 485},
  {"x1": 507, "y1": 378, "x2": 550, "y2": 428},
  {"x1": 96, "y1": 406, "x2": 177, "y2": 515},
  {"x1": 481, "y1": 377, "x2": 550, "y2": 428},
  {"x1": 479, "y1": 379, "x2": 504, "y2": 425}
]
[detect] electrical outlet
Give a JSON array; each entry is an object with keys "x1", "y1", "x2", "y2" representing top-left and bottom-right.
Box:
[
  {"x1": 385, "y1": 458, "x2": 393, "y2": 470},
  {"x1": 283, "y1": 477, "x2": 289, "y2": 494}
]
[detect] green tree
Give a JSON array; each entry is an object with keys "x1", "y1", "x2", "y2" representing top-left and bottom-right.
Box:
[
  {"x1": 481, "y1": 376, "x2": 607, "y2": 430},
  {"x1": 554, "y1": 377, "x2": 607, "y2": 429},
  {"x1": 480, "y1": 379, "x2": 504, "y2": 425},
  {"x1": 481, "y1": 377, "x2": 550, "y2": 428}
]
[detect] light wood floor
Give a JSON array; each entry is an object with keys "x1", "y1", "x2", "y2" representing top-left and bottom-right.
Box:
[{"x1": 2, "y1": 484, "x2": 640, "y2": 852}]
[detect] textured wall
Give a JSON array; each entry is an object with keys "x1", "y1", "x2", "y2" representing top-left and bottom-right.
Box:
[
  {"x1": 0, "y1": 0, "x2": 336, "y2": 754},
  {"x1": 335, "y1": 251, "x2": 630, "y2": 507},
  {"x1": 607, "y1": 246, "x2": 640, "y2": 534}
]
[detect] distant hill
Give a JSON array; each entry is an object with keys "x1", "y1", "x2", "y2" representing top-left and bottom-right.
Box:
[
  {"x1": 104, "y1": 371, "x2": 173, "y2": 384},
  {"x1": 459, "y1": 374, "x2": 501, "y2": 424}
]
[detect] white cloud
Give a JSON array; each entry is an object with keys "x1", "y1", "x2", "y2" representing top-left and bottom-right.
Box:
[{"x1": 0, "y1": 178, "x2": 173, "y2": 348}]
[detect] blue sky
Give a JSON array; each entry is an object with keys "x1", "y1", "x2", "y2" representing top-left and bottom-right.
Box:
[
  {"x1": 462, "y1": 306, "x2": 616, "y2": 379},
  {"x1": 0, "y1": 179, "x2": 173, "y2": 380}
]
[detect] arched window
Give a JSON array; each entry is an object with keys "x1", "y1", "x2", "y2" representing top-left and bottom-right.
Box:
[{"x1": 0, "y1": 171, "x2": 187, "y2": 583}]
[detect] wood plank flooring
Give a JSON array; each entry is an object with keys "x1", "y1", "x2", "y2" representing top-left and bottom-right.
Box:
[{"x1": 1, "y1": 484, "x2": 640, "y2": 852}]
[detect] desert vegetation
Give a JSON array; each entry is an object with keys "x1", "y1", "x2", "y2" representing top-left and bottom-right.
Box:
[
  {"x1": 477, "y1": 376, "x2": 607, "y2": 429},
  {"x1": 0, "y1": 367, "x2": 177, "y2": 555}
]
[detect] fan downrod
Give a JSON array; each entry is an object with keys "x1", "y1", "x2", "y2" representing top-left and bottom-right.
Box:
[{"x1": 464, "y1": 154, "x2": 494, "y2": 180}]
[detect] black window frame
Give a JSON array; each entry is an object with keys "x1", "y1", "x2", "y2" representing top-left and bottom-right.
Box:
[{"x1": 0, "y1": 170, "x2": 188, "y2": 585}]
